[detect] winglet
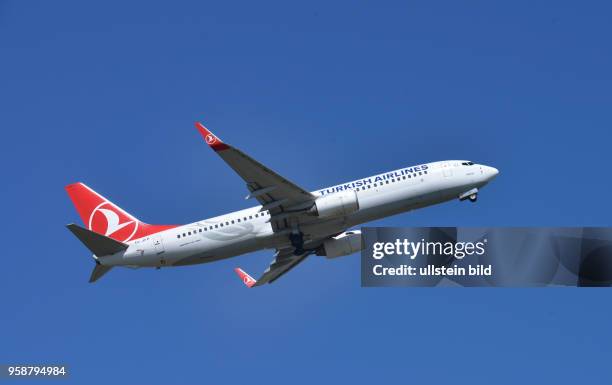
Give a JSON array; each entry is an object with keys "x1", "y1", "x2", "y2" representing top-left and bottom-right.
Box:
[
  {"x1": 234, "y1": 267, "x2": 257, "y2": 288},
  {"x1": 195, "y1": 122, "x2": 230, "y2": 152}
]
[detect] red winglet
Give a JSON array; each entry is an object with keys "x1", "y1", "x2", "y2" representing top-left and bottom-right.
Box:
[
  {"x1": 234, "y1": 268, "x2": 257, "y2": 288},
  {"x1": 195, "y1": 122, "x2": 230, "y2": 152}
]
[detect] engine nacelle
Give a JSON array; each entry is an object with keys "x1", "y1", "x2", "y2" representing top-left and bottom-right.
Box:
[
  {"x1": 318, "y1": 230, "x2": 363, "y2": 259},
  {"x1": 309, "y1": 190, "x2": 359, "y2": 218}
]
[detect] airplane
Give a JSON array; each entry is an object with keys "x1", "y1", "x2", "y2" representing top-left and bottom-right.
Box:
[{"x1": 65, "y1": 122, "x2": 499, "y2": 287}]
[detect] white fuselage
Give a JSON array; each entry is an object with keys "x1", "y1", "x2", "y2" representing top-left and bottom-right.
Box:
[{"x1": 99, "y1": 160, "x2": 498, "y2": 268}]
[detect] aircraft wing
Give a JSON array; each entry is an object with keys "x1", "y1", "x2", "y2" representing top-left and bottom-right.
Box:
[
  {"x1": 234, "y1": 248, "x2": 312, "y2": 287},
  {"x1": 195, "y1": 122, "x2": 316, "y2": 231}
]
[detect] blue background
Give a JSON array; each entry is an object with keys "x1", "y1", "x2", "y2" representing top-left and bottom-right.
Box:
[{"x1": 1, "y1": 1, "x2": 611, "y2": 383}]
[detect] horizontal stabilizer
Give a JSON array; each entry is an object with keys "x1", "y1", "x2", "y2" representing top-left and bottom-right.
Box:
[
  {"x1": 89, "y1": 263, "x2": 113, "y2": 283},
  {"x1": 66, "y1": 223, "x2": 128, "y2": 256}
]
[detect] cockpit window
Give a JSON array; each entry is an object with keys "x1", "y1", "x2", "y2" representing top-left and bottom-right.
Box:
[{"x1": 461, "y1": 161, "x2": 475, "y2": 166}]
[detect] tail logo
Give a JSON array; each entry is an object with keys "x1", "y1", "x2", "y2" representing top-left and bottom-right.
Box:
[
  {"x1": 205, "y1": 134, "x2": 216, "y2": 145},
  {"x1": 88, "y1": 202, "x2": 138, "y2": 242}
]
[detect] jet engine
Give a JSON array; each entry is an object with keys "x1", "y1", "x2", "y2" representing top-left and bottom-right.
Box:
[
  {"x1": 309, "y1": 190, "x2": 359, "y2": 218},
  {"x1": 317, "y1": 230, "x2": 363, "y2": 259}
]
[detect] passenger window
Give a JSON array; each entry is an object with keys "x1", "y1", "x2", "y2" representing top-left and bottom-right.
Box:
[
  {"x1": 237, "y1": 219, "x2": 241, "y2": 222},
  {"x1": 249, "y1": 216, "x2": 253, "y2": 219},
  {"x1": 177, "y1": 235, "x2": 180, "y2": 238},
  {"x1": 231, "y1": 220, "x2": 235, "y2": 224},
  {"x1": 385, "y1": 180, "x2": 389, "y2": 184}
]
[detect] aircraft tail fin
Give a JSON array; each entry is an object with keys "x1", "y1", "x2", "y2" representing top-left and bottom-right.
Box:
[
  {"x1": 66, "y1": 223, "x2": 128, "y2": 256},
  {"x1": 65, "y1": 182, "x2": 176, "y2": 242},
  {"x1": 89, "y1": 263, "x2": 113, "y2": 283}
]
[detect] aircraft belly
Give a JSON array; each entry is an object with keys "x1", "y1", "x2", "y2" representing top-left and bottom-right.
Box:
[{"x1": 171, "y1": 234, "x2": 266, "y2": 266}]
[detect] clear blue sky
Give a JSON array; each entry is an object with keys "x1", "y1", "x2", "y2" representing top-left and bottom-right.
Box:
[{"x1": 1, "y1": 1, "x2": 611, "y2": 383}]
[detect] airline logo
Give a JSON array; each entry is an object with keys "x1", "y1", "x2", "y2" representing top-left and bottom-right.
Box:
[
  {"x1": 243, "y1": 275, "x2": 255, "y2": 286},
  {"x1": 88, "y1": 202, "x2": 138, "y2": 242},
  {"x1": 234, "y1": 268, "x2": 257, "y2": 288},
  {"x1": 205, "y1": 133, "x2": 216, "y2": 145},
  {"x1": 318, "y1": 164, "x2": 430, "y2": 195},
  {"x1": 66, "y1": 182, "x2": 179, "y2": 243},
  {"x1": 195, "y1": 122, "x2": 229, "y2": 152}
]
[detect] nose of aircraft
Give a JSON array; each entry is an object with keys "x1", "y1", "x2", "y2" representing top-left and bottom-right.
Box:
[{"x1": 484, "y1": 165, "x2": 499, "y2": 181}]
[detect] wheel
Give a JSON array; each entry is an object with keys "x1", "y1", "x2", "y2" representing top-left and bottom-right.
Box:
[{"x1": 469, "y1": 194, "x2": 478, "y2": 202}]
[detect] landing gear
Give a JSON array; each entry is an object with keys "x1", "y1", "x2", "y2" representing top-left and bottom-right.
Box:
[
  {"x1": 289, "y1": 232, "x2": 305, "y2": 256},
  {"x1": 459, "y1": 188, "x2": 479, "y2": 202}
]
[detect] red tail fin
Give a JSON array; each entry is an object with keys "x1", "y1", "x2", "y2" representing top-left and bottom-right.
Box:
[{"x1": 65, "y1": 182, "x2": 176, "y2": 242}]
